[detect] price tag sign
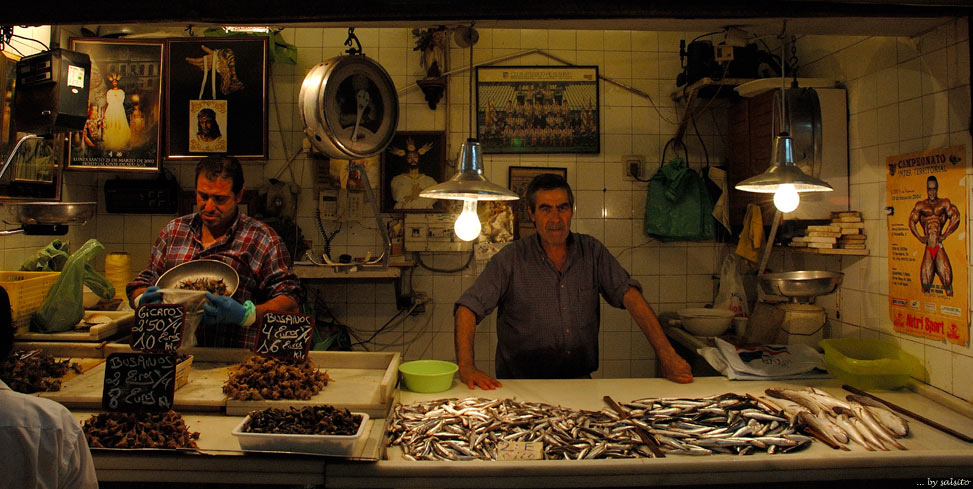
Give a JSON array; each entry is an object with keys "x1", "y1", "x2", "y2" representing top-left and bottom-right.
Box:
[
  {"x1": 253, "y1": 311, "x2": 314, "y2": 361},
  {"x1": 101, "y1": 353, "x2": 176, "y2": 412},
  {"x1": 496, "y1": 441, "x2": 544, "y2": 460},
  {"x1": 131, "y1": 304, "x2": 186, "y2": 352}
]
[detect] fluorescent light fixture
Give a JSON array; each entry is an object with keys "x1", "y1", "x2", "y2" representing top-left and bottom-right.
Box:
[{"x1": 222, "y1": 26, "x2": 273, "y2": 33}]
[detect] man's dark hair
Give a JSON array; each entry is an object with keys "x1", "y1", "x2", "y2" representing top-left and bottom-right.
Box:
[
  {"x1": 0, "y1": 286, "x2": 13, "y2": 359},
  {"x1": 927, "y1": 175, "x2": 938, "y2": 187},
  {"x1": 195, "y1": 155, "x2": 244, "y2": 194},
  {"x1": 196, "y1": 108, "x2": 222, "y2": 138},
  {"x1": 525, "y1": 173, "x2": 574, "y2": 213}
]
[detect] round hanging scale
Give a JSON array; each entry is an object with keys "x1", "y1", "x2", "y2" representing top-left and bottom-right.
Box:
[{"x1": 300, "y1": 55, "x2": 399, "y2": 160}]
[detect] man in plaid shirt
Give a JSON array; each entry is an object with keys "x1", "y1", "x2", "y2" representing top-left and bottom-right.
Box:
[{"x1": 127, "y1": 156, "x2": 303, "y2": 348}]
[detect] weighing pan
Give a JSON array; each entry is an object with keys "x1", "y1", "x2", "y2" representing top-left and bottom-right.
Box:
[
  {"x1": 155, "y1": 260, "x2": 239, "y2": 296},
  {"x1": 759, "y1": 270, "x2": 843, "y2": 299}
]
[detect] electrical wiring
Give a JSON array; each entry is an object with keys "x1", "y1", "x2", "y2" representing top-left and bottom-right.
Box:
[
  {"x1": 11, "y1": 33, "x2": 48, "y2": 52},
  {"x1": 349, "y1": 294, "x2": 430, "y2": 349}
]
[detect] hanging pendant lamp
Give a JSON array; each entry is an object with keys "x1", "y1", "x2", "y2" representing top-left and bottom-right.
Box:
[
  {"x1": 418, "y1": 24, "x2": 519, "y2": 241},
  {"x1": 734, "y1": 24, "x2": 832, "y2": 213}
]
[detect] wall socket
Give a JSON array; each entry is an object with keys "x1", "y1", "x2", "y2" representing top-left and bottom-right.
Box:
[{"x1": 623, "y1": 155, "x2": 645, "y2": 180}]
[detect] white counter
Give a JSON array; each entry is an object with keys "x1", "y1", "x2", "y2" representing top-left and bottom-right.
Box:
[{"x1": 77, "y1": 377, "x2": 973, "y2": 486}]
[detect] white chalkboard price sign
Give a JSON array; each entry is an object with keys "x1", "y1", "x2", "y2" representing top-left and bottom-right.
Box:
[
  {"x1": 131, "y1": 304, "x2": 186, "y2": 352},
  {"x1": 102, "y1": 353, "x2": 177, "y2": 412},
  {"x1": 253, "y1": 311, "x2": 314, "y2": 361}
]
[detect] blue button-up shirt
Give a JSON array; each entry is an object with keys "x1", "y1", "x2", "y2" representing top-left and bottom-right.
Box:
[{"x1": 456, "y1": 232, "x2": 640, "y2": 379}]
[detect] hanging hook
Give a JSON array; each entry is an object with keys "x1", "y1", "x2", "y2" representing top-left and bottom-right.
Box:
[{"x1": 344, "y1": 27, "x2": 363, "y2": 56}]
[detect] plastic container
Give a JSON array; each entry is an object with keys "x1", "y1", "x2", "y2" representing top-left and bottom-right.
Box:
[
  {"x1": 819, "y1": 338, "x2": 923, "y2": 390},
  {"x1": 0, "y1": 271, "x2": 60, "y2": 334},
  {"x1": 677, "y1": 308, "x2": 734, "y2": 337},
  {"x1": 231, "y1": 412, "x2": 368, "y2": 456},
  {"x1": 398, "y1": 360, "x2": 458, "y2": 393}
]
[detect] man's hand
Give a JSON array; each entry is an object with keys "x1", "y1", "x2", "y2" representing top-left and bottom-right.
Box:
[
  {"x1": 202, "y1": 293, "x2": 247, "y2": 325},
  {"x1": 659, "y1": 353, "x2": 694, "y2": 384},
  {"x1": 138, "y1": 286, "x2": 163, "y2": 306},
  {"x1": 458, "y1": 364, "x2": 503, "y2": 390}
]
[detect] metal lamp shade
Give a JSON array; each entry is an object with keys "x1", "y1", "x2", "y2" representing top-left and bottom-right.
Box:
[
  {"x1": 734, "y1": 134, "x2": 834, "y2": 193},
  {"x1": 419, "y1": 139, "x2": 520, "y2": 201}
]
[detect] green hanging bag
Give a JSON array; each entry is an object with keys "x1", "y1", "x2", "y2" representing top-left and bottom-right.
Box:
[{"x1": 644, "y1": 156, "x2": 715, "y2": 241}]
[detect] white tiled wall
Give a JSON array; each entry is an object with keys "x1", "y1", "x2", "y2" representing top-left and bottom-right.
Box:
[
  {"x1": 790, "y1": 19, "x2": 973, "y2": 403},
  {"x1": 24, "y1": 22, "x2": 972, "y2": 391},
  {"x1": 1, "y1": 26, "x2": 728, "y2": 379}
]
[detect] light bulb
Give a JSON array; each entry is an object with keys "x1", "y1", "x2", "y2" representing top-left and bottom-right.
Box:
[
  {"x1": 454, "y1": 199, "x2": 481, "y2": 241},
  {"x1": 773, "y1": 184, "x2": 800, "y2": 212}
]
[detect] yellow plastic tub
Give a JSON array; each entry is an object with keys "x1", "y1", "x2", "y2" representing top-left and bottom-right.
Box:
[
  {"x1": 0, "y1": 271, "x2": 60, "y2": 334},
  {"x1": 398, "y1": 360, "x2": 457, "y2": 393},
  {"x1": 819, "y1": 338, "x2": 923, "y2": 390}
]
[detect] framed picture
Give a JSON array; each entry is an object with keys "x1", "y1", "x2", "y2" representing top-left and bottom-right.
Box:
[
  {"x1": 67, "y1": 38, "x2": 164, "y2": 171},
  {"x1": 476, "y1": 65, "x2": 599, "y2": 154},
  {"x1": 508, "y1": 166, "x2": 567, "y2": 239},
  {"x1": 165, "y1": 37, "x2": 267, "y2": 159},
  {"x1": 380, "y1": 131, "x2": 446, "y2": 213}
]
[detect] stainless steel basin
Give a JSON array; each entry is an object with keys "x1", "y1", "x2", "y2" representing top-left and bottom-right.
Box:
[
  {"x1": 0, "y1": 201, "x2": 96, "y2": 226},
  {"x1": 759, "y1": 270, "x2": 844, "y2": 299}
]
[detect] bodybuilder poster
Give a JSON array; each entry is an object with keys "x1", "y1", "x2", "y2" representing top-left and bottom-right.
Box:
[{"x1": 886, "y1": 145, "x2": 968, "y2": 345}]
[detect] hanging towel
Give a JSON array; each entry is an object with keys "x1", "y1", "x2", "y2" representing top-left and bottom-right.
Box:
[
  {"x1": 708, "y1": 166, "x2": 731, "y2": 232},
  {"x1": 735, "y1": 203, "x2": 764, "y2": 263}
]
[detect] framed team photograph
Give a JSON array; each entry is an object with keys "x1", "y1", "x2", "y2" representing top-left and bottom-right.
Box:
[
  {"x1": 477, "y1": 65, "x2": 599, "y2": 154},
  {"x1": 508, "y1": 166, "x2": 567, "y2": 239},
  {"x1": 67, "y1": 38, "x2": 164, "y2": 171},
  {"x1": 380, "y1": 131, "x2": 446, "y2": 213},
  {"x1": 165, "y1": 37, "x2": 267, "y2": 159}
]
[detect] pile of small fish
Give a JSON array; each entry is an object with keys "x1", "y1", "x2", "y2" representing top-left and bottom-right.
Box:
[
  {"x1": 765, "y1": 387, "x2": 910, "y2": 451},
  {"x1": 387, "y1": 393, "x2": 815, "y2": 461}
]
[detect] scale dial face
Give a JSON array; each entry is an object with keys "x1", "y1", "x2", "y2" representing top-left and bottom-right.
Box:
[{"x1": 301, "y1": 55, "x2": 398, "y2": 160}]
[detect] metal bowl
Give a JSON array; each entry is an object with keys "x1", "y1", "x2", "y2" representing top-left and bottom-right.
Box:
[
  {"x1": 156, "y1": 260, "x2": 239, "y2": 296},
  {"x1": 759, "y1": 270, "x2": 844, "y2": 298},
  {"x1": 0, "y1": 201, "x2": 96, "y2": 226}
]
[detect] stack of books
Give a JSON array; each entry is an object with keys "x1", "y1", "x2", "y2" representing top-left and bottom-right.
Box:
[{"x1": 787, "y1": 211, "x2": 866, "y2": 251}]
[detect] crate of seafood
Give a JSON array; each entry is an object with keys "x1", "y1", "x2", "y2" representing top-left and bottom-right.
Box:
[{"x1": 231, "y1": 405, "x2": 368, "y2": 456}]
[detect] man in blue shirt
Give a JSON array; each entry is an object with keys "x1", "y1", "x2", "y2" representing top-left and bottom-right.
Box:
[{"x1": 455, "y1": 174, "x2": 693, "y2": 388}]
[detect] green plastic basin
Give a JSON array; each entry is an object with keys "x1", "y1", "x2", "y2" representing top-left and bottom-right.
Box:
[
  {"x1": 398, "y1": 360, "x2": 458, "y2": 393},
  {"x1": 819, "y1": 338, "x2": 924, "y2": 390}
]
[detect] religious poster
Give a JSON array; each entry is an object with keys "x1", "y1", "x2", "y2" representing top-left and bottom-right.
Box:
[
  {"x1": 886, "y1": 145, "x2": 968, "y2": 345},
  {"x1": 67, "y1": 39, "x2": 164, "y2": 171}
]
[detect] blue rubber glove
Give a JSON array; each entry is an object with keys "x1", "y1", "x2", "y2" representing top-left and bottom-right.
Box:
[
  {"x1": 202, "y1": 293, "x2": 252, "y2": 326},
  {"x1": 138, "y1": 286, "x2": 163, "y2": 306}
]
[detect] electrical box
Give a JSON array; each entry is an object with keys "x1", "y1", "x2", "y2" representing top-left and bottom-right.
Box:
[
  {"x1": 404, "y1": 214, "x2": 470, "y2": 252},
  {"x1": 15, "y1": 49, "x2": 91, "y2": 133}
]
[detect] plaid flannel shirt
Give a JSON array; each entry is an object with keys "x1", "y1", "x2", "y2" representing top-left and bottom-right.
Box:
[{"x1": 128, "y1": 212, "x2": 304, "y2": 348}]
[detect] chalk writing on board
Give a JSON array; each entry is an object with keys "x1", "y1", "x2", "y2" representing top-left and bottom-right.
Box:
[
  {"x1": 102, "y1": 353, "x2": 176, "y2": 412},
  {"x1": 132, "y1": 304, "x2": 185, "y2": 352},
  {"x1": 254, "y1": 311, "x2": 314, "y2": 361}
]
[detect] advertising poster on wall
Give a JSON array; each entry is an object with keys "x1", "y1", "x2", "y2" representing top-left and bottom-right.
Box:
[{"x1": 886, "y1": 145, "x2": 968, "y2": 346}]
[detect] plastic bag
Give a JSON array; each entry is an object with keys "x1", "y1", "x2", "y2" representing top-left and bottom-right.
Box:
[
  {"x1": 31, "y1": 239, "x2": 111, "y2": 333},
  {"x1": 644, "y1": 157, "x2": 715, "y2": 241},
  {"x1": 698, "y1": 337, "x2": 828, "y2": 380},
  {"x1": 153, "y1": 288, "x2": 210, "y2": 349},
  {"x1": 21, "y1": 239, "x2": 115, "y2": 302},
  {"x1": 714, "y1": 254, "x2": 749, "y2": 317}
]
